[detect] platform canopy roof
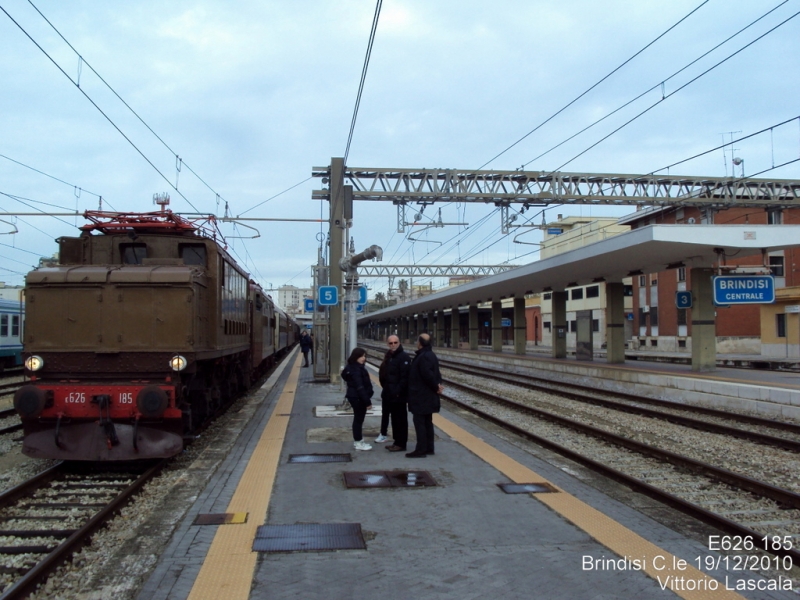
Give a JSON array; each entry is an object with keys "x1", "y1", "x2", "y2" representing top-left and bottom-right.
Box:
[{"x1": 358, "y1": 224, "x2": 800, "y2": 320}]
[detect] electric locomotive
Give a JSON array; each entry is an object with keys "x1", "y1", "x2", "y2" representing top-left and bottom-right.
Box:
[{"x1": 13, "y1": 209, "x2": 297, "y2": 461}]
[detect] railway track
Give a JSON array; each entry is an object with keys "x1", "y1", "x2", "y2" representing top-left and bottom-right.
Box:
[
  {"x1": 363, "y1": 344, "x2": 800, "y2": 567},
  {"x1": 0, "y1": 460, "x2": 165, "y2": 599}
]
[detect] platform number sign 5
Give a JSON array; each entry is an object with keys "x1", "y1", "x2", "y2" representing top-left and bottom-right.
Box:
[{"x1": 318, "y1": 286, "x2": 339, "y2": 306}]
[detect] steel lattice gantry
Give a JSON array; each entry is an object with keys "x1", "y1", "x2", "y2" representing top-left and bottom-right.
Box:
[
  {"x1": 355, "y1": 265, "x2": 514, "y2": 277},
  {"x1": 312, "y1": 167, "x2": 800, "y2": 207}
]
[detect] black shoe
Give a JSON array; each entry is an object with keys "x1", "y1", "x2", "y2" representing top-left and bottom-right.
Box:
[
  {"x1": 405, "y1": 451, "x2": 427, "y2": 458},
  {"x1": 426, "y1": 450, "x2": 435, "y2": 455},
  {"x1": 386, "y1": 445, "x2": 406, "y2": 452}
]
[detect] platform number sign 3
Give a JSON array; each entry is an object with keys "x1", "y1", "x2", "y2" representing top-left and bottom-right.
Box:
[{"x1": 675, "y1": 291, "x2": 692, "y2": 309}]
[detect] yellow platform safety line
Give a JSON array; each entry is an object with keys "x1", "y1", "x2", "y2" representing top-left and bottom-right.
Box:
[
  {"x1": 433, "y1": 414, "x2": 746, "y2": 600},
  {"x1": 187, "y1": 352, "x2": 302, "y2": 600}
]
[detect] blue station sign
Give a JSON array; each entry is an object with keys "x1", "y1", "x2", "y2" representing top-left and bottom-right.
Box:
[{"x1": 712, "y1": 276, "x2": 775, "y2": 305}]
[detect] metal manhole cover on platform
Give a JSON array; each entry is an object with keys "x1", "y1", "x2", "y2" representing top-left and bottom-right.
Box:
[
  {"x1": 498, "y1": 482, "x2": 559, "y2": 494},
  {"x1": 193, "y1": 512, "x2": 248, "y2": 526},
  {"x1": 344, "y1": 471, "x2": 437, "y2": 488},
  {"x1": 253, "y1": 523, "x2": 366, "y2": 552},
  {"x1": 289, "y1": 454, "x2": 352, "y2": 463}
]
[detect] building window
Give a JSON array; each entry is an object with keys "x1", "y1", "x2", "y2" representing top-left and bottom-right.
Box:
[
  {"x1": 586, "y1": 285, "x2": 599, "y2": 298},
  {"x1": 650, "y1": 339, "x2": 658, "y2": 346},
  {"x1": 767, "y1": 209, "x2": 783, "y2": 225},
  {"x1": 543, "y1": 321, "x2": 551, "y2": 331},
  {"x1": 677, "y1": 267, "x2": 686, "y2": 282},
  {"x1": 678, "y1": 339, "x2": 686, "y2": 348},
  {"x1": 769, "y1": 256, "x2": 784, "y2": 277},
  {"x1": 677, "y1": 308, "x2": 687, "y2": 326},
  {"x1": 624, "y1": 285, "x2": 633, "y2": 297},
  {"x1": 591, "y1": 319, "x2": 599, "y2": 332},
  {"x1": 650, "y1": 306, "x2": 658, "y2": 327},
  {"x1": 776, "y1": 314, "x2": 786, "y2": 338},
  {"x1": 638, "y1": 275, "x2": 646, "y2": 287},
  {"x1": 650, "y1": 277, "x2": 657, "y2": 287},
  {"x1": 571, "y1": 288, "x2": 583, "y2": 300},
  {"x1": 543, "y1": 293, "x2": 552, "y2": 300},
  {"x1": 569, "y1": 320, "x2": 577, "y2": 332}
]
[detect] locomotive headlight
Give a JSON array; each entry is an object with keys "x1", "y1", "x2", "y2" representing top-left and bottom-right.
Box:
[
  {"x1": 25, "y1": 355, "x2": 44, "y2": 372},
  {"x1": 169, "y1": 355, "x2": 187, "y2": 371}
]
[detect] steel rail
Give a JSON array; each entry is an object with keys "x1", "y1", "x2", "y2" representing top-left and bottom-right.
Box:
[
  {"x1": 438, "y1": 356, "x2": 800, "y2": 434},
  {"x1": 437, "y1": 384, "x2": 800, "y2": 564},
  {"x1": 0, "y1": 460, "x2": 166, "y2": 599},
  {"x1": 439, "y1": 360, "x2": 800, "y2": 451}
]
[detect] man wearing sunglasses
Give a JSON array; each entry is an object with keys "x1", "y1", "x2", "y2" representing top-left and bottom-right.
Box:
[{"x1": 377, "y1": 335, "x2": 411, "y2": 452}]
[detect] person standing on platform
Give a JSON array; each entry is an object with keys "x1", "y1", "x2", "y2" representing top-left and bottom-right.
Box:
[
  {"x1": 406, "y1": 333, "x2": 443, "y2": 458},
  {"x1": 299, "y1": 330, "x2": 312, "y2": 367},
  {"x1": 341, "y1": 347, "x2": 374, "y2": 451},
  {"x1": 377, "y1": 335, "x2": 410, "y2": 451}
]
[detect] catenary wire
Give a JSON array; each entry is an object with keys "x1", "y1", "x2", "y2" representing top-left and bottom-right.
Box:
[
  {"x1": 0, "y1": 5, "x2": 202, "y2": 214},
  {"x1": 26, "y1": 0, "x2": 230, "y2": 216},
  {"x1": 477, "y1": 0, "x2": 711, "y2": 170},
  {"x1": 522, "y1": 1, "x2": 789, "y2": 169},
  {"x1": 343, "y1": 0, "x2": 382, "y2": 166}
]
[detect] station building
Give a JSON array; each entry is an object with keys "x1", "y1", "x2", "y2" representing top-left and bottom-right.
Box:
[{"x1": 620, "y1": 205, "x2": 800, "y2": 357}]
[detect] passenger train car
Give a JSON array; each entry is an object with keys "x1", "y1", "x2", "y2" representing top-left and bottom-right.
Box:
[
  {"x1": 13, "y1": 210, "x2": 299, "y2": 461},
  {"x1": 0, "y1": 299, "x2": 23, "y2": 370}
]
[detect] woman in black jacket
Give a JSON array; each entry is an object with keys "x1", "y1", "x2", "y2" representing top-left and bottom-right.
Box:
[{"x1": 341, "y1": 347, "x2": 374, "y2": 451}]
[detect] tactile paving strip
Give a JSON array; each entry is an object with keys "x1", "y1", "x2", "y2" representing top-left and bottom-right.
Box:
[
  {"x1": 498, "y1": 482, "x2": 559, "y2": 494},
  {"x1": 253, "y1": 523, "x2": 366, "y2": 552},
  {"x1": 288, "y1": 453, "x2": 352, "y2": 463},
  {"x1": 344, "y1": 470, "x2": 437, "y2": 488}
]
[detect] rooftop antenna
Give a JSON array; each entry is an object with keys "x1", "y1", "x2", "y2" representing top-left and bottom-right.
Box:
[{"x1": 153, "y1": 193, "x2": 171, "y2": 213}]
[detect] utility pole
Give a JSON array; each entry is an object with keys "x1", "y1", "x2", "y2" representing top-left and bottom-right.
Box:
[{"x1": 327, "y1": 158, "x2": 348, "y2": 383}]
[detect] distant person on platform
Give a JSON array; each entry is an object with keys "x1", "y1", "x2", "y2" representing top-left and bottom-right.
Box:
[
  {"x1": 300, "y1": 330, "x2": 312, "y2": 367},
  {"x1": 341, "y1": 347, "x2": 374, "y2": 451},
  {"x1": 377, "y1": 334, "x2": 410, "y2": 451},
  {"x1": 406, "y1": 333, "x2": 443, "y2": 458}
]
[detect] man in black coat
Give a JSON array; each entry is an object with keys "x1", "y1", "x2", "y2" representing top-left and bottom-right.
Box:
[
  {"x1": 378, "y1": 335, "x2": 411, "y2": 452},
  {"x1": 406, "y1": 333, "x2": 443, "y2": 458},
  {"x1": 299, "y1": 330, "x2": 312, "y2": 367}
]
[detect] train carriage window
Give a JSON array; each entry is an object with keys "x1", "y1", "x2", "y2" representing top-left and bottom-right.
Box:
[
  {"x1": 0, "y1": 315, "x2": 7, "y2": 336},
  {"x1": 180, "y1": 244, "x2": 207, "y2": 266},
  {"x1": 120, "y1": 243, "x2": 147, "y2": 264},
  {"x1": 11, "y1": 316, "x2": 19, "y2": 337}
]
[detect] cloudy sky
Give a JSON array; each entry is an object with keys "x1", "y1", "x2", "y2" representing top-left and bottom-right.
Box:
[{"x1": 1, "y1": 0, "x2": 798, "y2": 302}]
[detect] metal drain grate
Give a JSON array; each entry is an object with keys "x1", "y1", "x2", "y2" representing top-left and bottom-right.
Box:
[
  {"x1": 344, "y1": 471, "x2": 437, "y2": 488},
  {"x1": 253, "y1": 523, "x2": 366, "y2": 552},
  {"x1": 289, "y1": 454, "x2": 352, "y2": 463},
  {"x1": 193, "y1": 513, "x2": 249, "y2": 525},
  {"x1": 498, "y1": 482, "x2": 559, "y2": 494}
]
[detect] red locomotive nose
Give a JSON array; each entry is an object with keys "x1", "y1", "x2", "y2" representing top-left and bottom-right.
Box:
[{"x1": 14, "y1": 385, "x2": 50, "y2": 418}]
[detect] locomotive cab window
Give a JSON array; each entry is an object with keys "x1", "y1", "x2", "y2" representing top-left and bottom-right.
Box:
[
  {"x1": 180, "y1": 244, "x2": 207, "y2": 266},
  {"x1": 120, "y1": 243, "x2": 147, "y2": 264}
]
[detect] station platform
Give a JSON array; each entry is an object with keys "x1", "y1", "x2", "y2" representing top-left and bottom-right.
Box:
[{"x1": 137, "y1": 349, "x2": 797, "y2": 600}]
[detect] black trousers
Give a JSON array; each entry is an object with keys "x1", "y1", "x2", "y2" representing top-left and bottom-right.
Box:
[
  {"x1": 381, "y1": 399, "x2": 408, "y2": 448},
  {"x1": 351, "y1": 403, "x2": 367, "y2": 441},
  {"x1": 412, "y1": 413, "x2": 434, "y2": 454}
]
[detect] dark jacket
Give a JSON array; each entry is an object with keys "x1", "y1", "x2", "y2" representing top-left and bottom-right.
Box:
[
  {"x1": 407, "y1": 345, "x2": 442, "y2": 415},
  {"x1": 378, "y1": 345, "x2": 411, "y2": 403},
  {"x1": 341, "y1": 363, "x2": 374, "y2": 407},
  {"x1": 299, "y1": 334, "x2": 312, "y2": 352}
]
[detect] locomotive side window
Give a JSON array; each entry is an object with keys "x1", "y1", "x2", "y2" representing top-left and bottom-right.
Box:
[
  {"x1": 121, "y1": 243, "x2": 147, "y2": 264},
  {"x1": 180, "y1": 244, "x2": 207, "y2": 266},
  {"x1": 0, "y1": 315, "x2": 7, "y2": 336}
]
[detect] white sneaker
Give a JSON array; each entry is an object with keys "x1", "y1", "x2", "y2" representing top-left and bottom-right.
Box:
[
  {"x1": 354, "y1": 440, "x2": 373, "y2": 451},
  {"x1": 374, "y1": 434, "x2": 388, "y2": 443}
]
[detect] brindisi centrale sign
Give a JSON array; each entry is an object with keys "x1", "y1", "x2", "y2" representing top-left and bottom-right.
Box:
[{"x1": 713, "y1": 275, "x2": 775, "y2": 305}]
